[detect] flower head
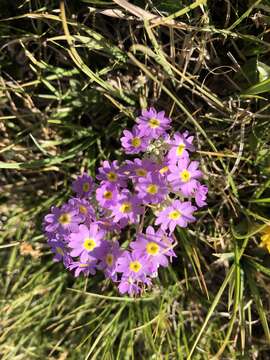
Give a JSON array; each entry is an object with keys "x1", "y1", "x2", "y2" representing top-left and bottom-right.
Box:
[
  {"x1": 68, "y1": 197, "x2": 95, "y2": 225},
  {"x1": 131, "y1": 226, "x2": 176, "y2": 272},
  {"x1": 168, "y1": 158, "x2": 202, "y2": 196},
  {"x1": 72, "y1": 173, "x2": 94, "y2": 198},
  {"x1": 136, "y1": 107, "x2": 171, "y2": 139},
  {"x1": 96, "y1": 183, "x2": 119, "y2": 209},
  {"x1": 69, "y1": 259, "x2": 97, "y2": 277},
  {"x1": 44, "y1": 204, "x2": 83, "y2": 235},
  {"x1": 68, "y1": 223, "x2": 105, "y2": 262},
  {"x1": 97, "y1": 160, "x2": 127, "y2": 188},
  {"x1": 116, "y1": 251, "x2": 150, "y2": 279},
  {"x1": 96, "y1": 240, "x2": 123, "y2": 280},
  {"x1": 167, "y1": 132, "x2": 194, "y2": 164},
  {"x1": 118, "y1": 276, "x2": 142, "y2": 296},
  {"x1": 194, "y1": 182, "x2": 208, "y2": 207},
  {"x1": 120, "y1": 126, "x2": 149, "y2": 154},
  {"x1": 124, "y1": 158, "x2": 158, "y2": 185},
  {"x1": 111, "y1": 190, "x2": 143, "y2": 227},
  {"x1": 48, "y1": 237, "x2": 70, "y2": 264},
  {"x1": 136, "y1": 173, "x2": 168, "y2": 204},
  {"x1": 155, "y1": 200, "x2": 197, "y2": 233},
  {"x1": 44, "y1": 106, "x2": 208, "y2": 297}
]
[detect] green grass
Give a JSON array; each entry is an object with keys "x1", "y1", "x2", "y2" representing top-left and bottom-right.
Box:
[{"x1": 1, "y1": 0, "x2": 270, "y2": 358}]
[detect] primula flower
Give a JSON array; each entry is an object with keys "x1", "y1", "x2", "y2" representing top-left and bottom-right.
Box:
[
  {"x1": 131, "y1": 226, "x2": 176, "y2": 272},
  {"x1": 44, "y1": 204, "x2": 83, "y2": 235},
  {"x1": 111, "y1": 190, "x2": 143, "y2": 227},
  {"x1": 167, "y1": 132, "x2": 194, "y2": 163},
  {"x1": 96, "y1": 240, "x2": 123, "y2": 280},
  {"x1": 69, "y1": 259, "x2": 97, "y2": 277},
  {"x1": 44, "y1": 106, "x2": 208, "y2": 297},
  {"x1": 168, "y1": 158, "x2": 202, "y2": 196},
  {"x1": 194, "y1": 182, "x2": 208, "y2": 207},
  {"x1": 136, "y1": 173, "x2": 168, "y2": 204},
  {"x1": 96, "y1": 183, "x2": 119, "y2": 208},
  {"x1": 116, "y1": 251, "x2": 150, "y2": 279},
  {"x1": 48, "y1": 238, "x2": 68, "y2": 262},
  {"x1": 260, "y1": 226, "x2": 270, "y2": 252},
  {"x1": 155, "y1": 200, "x2": 197, "y2": 233},
  {"x1": 120, "y1": 126, "x2": 149, "y2": 154},
  {"x1": 68, "y1": 198, "x2": 95, "y2": 225},
  {"x1": 69, "y1": 223, "x2": 105, "y2": 262},
  {"x1": 118, "y1": 276, "x2": 142, "y2": 296},
  {"x1": 72, "y1": 173, "x2": 93, "y2": 198},
  {"x1": 137, "y1": 107, "x2": 171, "y2": 139},
  {"x1": 97, "y1": 217, "x2": 122, "y2": 232},
  {"x1": 97, "y1": 160, "x2": 127, "y2": 188},
  {"x1": 124, "y1": 158, "x2": 158, "y2": 184}
]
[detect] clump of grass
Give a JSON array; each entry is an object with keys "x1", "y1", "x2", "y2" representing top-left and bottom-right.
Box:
[{"x1": 1, "y1": 0, "x2": 270, "y2": 358}]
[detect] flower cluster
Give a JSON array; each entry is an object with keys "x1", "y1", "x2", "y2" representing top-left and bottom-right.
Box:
[{"x1": 43, "y1": 107, "x2": 208, "y2": 296}]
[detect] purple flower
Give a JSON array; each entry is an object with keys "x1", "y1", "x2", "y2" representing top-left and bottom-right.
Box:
[
  {"x1": 155, "y1": 200, "x2": 197, "y2": 233},
  {"x1": 136, "y1": 107, "x2": 171, "y2": 139},
  {"x1": 124, "y1": 158, "x2": 158, "y2": 184},
  {"x1": 118, "y1": 276, "x2": 141, "y2": 296},
  {"x1": 168, "y1": 158, "x2": 202, "y2": 196},
  {"x1": 68, "y1": 198, "x2": 95, "y2": 225},
  {"x1": 72, "y1": 173, "x2": 94, "y2": 198},
  {"x1": 136, "y1": 173, "x2": 168, "y2": 204},
  {"x1": 48, "y1": 238, "x2": 67, "y2": 262},
  {"x1": 194, "y1": 182, "x2": 208, "y2": 207},
  {"x1": 97, "y1": 217, "x2": 122, "y2": 232},
  {"x1": 69, "y1": 259, "x2": 97, "y2": 277},
  {"x1": 116, "y1": 251, "x2": 150, "y2": 279},
  {"x1": 167, "y1": 132, "x2": 194, "y2": 164},
  {"x1": 96, "y1": 183, "x2": 119, "y2": 209},
  {"x1": 68, "y1": 223, "x2": 105, "y2": 262},
  {"x1": 97, "y1": 160, "x2": 127, "y2": 188},
  {"x1": 130, "y1": 226, "x2": 176, "y2": 272},
  {"x1": 111, "y1": 190, "x2": 143, "y2": 227},
  {"x1": 120, "y1": 126, "x2": 149, "y2": 154},
  {"x1": 44, "y1": 204, "x2": 83, "y2": 235},
  {"x1": 96, "y1": 240, "x2": 123, "y2": 280}
]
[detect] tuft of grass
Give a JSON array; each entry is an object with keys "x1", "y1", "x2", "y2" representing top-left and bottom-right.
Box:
[{"x1": 1, "y1": 0, "x2": 270, "y2": 358}]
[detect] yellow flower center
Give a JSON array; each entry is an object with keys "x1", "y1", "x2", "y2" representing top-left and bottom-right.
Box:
[
  {"x1": 159, "y1": 166, "x2": 169, "y2": 174},
  {"x1": 129, "y1": 260, "x2": 142, "y2": 273},
  {"x1": 82, "y1": 182, "x2": 90, "y2": 192},
  {"x1": 135, "y1": 168, "x2": 147, "y2": 177},
  {"x1": 83, "y1": 238, "x2": 96, "y2": 251},
  {"x1": 177, "y1": 144, "x2": 185, "y2": 156},
  {"x1": 131, "y1": 137, "x2": 141, "y2": 148},
  {"x1": 120, "y1": 202, "x2": 132, "y2": 213},
  {"x1": 58, "y1": 213, "x2": 71, "y2": 225},
  {"x1": 79, "y1": 205, "x2": 87, "y2": 215},
  {"x1": 146, "y1": 184, "x2": 158, "y2": 195},
  {"x1": 56, "y1": 247, "x2": 64, "y2": 256},
  {"x1": 149, "y1": 118, "x2": 160, "y2": 128},
  {"x1": 103, "y1": 191, "x2": 113, "y2": 200},
  {"x1": 180, "y1": 169, "x2": 191, "y2": 182},
  {"x1": 105, "y1": 253, "x2": 114, "y2": 267},
  {"x1": 107, "y1": 172, "x2": 118, "y2": 182},
  {"x1": 146, "y1": 242, "x2": 160, "y2": 255},
  {"x1": 169, "y1": 210, "x2": 181, "y2": 220}
]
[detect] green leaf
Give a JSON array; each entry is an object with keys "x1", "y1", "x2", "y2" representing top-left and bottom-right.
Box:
[
  {"x1": 243, "y1": 78, "x2": 270, "y2": 95},
  {"x1": 258, "y1": 61, "x2": 270, "y2": 82}
]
